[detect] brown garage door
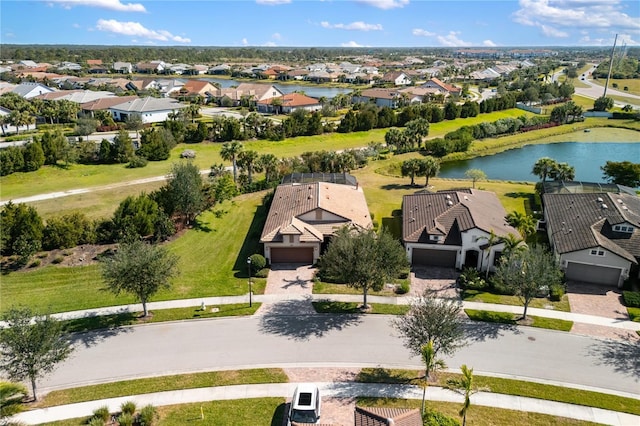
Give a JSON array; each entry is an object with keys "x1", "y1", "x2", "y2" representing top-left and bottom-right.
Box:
[
  {"x1": 565, "y1": 262, "x2": 621, "y2": 286},
  {"x1": 270, "y1": 247, "x2": 314, "y2": 264},
  {"x1": 412, "y1": 248, "x2": 457, "y2": 267}
]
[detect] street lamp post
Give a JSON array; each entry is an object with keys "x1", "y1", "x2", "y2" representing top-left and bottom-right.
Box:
[{"x1": 247, "y1": 257, "x2": 252, "y2": 307}]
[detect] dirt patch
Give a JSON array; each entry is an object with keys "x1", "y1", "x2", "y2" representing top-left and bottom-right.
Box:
[{"x1": 2, "y1": 243, "x2": 117, "y2": 272}]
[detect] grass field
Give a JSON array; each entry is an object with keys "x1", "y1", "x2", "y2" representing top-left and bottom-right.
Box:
[
  {"x1": 588, "y1": 78, "x2": 640, "y2": 97},
  {"x1": 0, "y1": 109, "x2": 531, "y2": 201},
  {"x1": 464, "y1": 309, "x2": 574, "y2": 331},
  {"x1": 462, "y1": 289, "x2": 571, "y2": 311},
  {"x1": 1, "y1": 193, "x2": 268, "y2": 314}
]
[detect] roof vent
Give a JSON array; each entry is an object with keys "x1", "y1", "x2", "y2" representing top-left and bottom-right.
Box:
[
  {"x1": 596, "y1": 197, "x2": 603, "y2": 202},
  {"x1": 447, "y1": 200, "x2": 453, "y2": 206},
  {"x1": 445, "y1": 194, "x2": 452, "y2": 200},
  {"x1": 601, "y1": 203, "x2": 608, "y2": 209},
  {"x1": 617, "y1": 199, "x2": 623, "y2": 204},
  {"x1": 622, "y1": 206, "x2": 628, "y2": 210},
  {"x1": 463, "y1": 196, "x2": 469, "y2": 200}
]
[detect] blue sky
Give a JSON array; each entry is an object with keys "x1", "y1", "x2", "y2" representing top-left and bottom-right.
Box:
[{"x1": 1, "y1": 0, "x2": 638, "y2": 47}]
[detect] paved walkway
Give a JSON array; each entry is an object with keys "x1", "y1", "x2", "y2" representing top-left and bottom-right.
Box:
[
  {"x1": 13, "y1": 382, "x2": 640, "y2": 425},
  {"x1": 43, "y1": 293, "x2": 640, "y2": 334}
]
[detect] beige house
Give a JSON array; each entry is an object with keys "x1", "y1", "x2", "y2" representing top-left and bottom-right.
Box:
[
  {"x1": 216, "y1": 83, "x2": 283, "y2": 105},
  {"x1": 261, "y1": 180, "x2": 372, "y2": 264}
]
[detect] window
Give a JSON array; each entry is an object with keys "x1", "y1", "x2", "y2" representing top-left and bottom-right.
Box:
[
  {"x1": 589, "y1": 249, "x2": 605, "y2": 257},
  {"x1": 288, "y1": 235, "x2": 294, "y2": 243},
  {"x1": 613, "y1": 225, "x2": 634, "y2": 233},
  {"x1": 429, "y1": 235, "x2": 443, "y2": 242}
]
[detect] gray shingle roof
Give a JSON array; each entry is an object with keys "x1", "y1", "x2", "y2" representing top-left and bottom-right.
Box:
[
  {"x1": 403, "y1": 189, "x2": 519, "y2": 244},
  {"x1": 543, "y1": 192, "x2": 640, "y2": 263},
  {"x1": 109, "y1": 96, "x2": 186, "y2": 113}
]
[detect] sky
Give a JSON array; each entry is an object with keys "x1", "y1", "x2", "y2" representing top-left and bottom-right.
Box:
[{"x1": 1, "y1": 0, "x2": 638, "y2": 48}]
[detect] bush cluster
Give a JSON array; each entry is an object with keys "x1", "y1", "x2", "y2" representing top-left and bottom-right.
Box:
[{"x1": 623, "y1": 291, "x2": 640, "y2": 308}]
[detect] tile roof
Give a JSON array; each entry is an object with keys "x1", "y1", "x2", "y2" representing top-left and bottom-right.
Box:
[
  {"x1": 355, "y1": 406, "x2": 422, "y2": 426},
  {"x1": 180, "y1": 80, "x2": 217, "y2": 94},
  {"x1": 543, "y1": 192, "x2": 640, "y2": 263},
  {"x1": 359, "y1": 88, "x2": 401, "y2": 100},
  {"x1": 80, "y1": 95, "x2": 139, "y2": 111},
  {"x1": 424, "y1": 77, "x2": 461, "y2": 93},
  {"x1": 403, "y1": 189, "x2": 519, "y2": 244},
  {"x1": 261, "y1": 182, "x2": 372, "y2": 243},
  {"x1": 35, "y1": 90, "x2": 116, "y2": 104},
  {"x1": 257, "y1": 92, "x2": 320, "y2": 107},
  {"x1": 109, "y1": 96, "x2": 187, "y2": 113}
]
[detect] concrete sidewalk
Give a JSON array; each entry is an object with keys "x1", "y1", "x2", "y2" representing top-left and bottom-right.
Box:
[
  {"x1": 45, "y1": 293, "x2": 640, "y2": 333},
  {"x1": 13, "y1": 382, "x2": 640, "y2": 425}
]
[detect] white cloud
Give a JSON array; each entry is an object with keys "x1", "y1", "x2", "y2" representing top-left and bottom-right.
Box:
[
  {"x1": 357, "y1": 0, "x2": 409, "y2": 10},
  {"x1": 321, "y1": 21, "x2": 383, "y2": 31},
  {"x1": 540, "y1": 24, "x2": 568, "y2": 37},
  {"x1": 341, "y1": 41, "x2": 365, "y2": 47},
  {"x1": 242, "y1": 38, "x2": 249, "y2": 46},
  {"x1": 483, "y1": 39, "x2": 497, "y2": 46},
  {"x1": 264, "y1": 41, "x2": 277, "y2": 46},
  {"x1": 95, "y1": 19, "x2": 190, "y2": 43},
  {"x1": 412, "y1": 28, "x2": 435, "y2": 37},
  {"x1": 72, "y1": 23, "x2": 81, "y2": 28},
  {"x1": 49, "y1": 0, "x2": 146, "y2": 12},
  {"x1": 272, "y1": 32, "x2": 282, "y2": 40},
  {"x1": 436, "y1": 31, "x2": 471, "y2": 47},
  {"x1": 256, "y1": 0, "x2": 291, "y2": 5},
  {"x1": 512, "y1": 0, "x2": 640, "y2": 37}
]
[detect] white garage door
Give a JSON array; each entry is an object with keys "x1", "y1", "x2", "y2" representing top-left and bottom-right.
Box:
[{"x1": 565, "y1": 262, "x2": 621, "y2": 286}]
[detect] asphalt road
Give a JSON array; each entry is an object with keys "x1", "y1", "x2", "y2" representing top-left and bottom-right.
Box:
[{"x1": 41, "y1": 312, "x2": 640, "y2": 395}]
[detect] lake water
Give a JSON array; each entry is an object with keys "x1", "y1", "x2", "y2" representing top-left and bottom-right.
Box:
[
  {"x1": 202, "y1": 77, "x2": 352, "y2": 98},
  {"x1": 438, "y1": 142, "x2": 640, "y2": 183}
]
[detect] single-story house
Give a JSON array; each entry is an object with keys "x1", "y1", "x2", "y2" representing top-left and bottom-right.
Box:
[
  {"x1": 543, "y1": 192, "x2": 640, "y2": 287},
  {"x1": 35, "y1": 90, "x2": 116, "y2": 104},
  {"x1": 11, "y1": 82, "x2": 56, "y2": 99},
  {"x1": 352, "y1": 88, "x2": 402, "y2": 108},
  {"x1": 113, "y1": 62, "x2": 133, "y2": 74},
  {"x1": 80, "y1": 95, "x2": 139, "y2": 117},
  {"x1": 108, "y1": 97, "x2": 187, "y2": 124},
  {"x1": 260, "y1": 179, "x2": 372, "y2": 264},
  {"x1": 257, "y1": 92, "x2": 322, "y2": 114},
  {"x1": 215, "y1": 83, "x2": 284, "y2": 105},
  {"x1": 0, "y1": 106, "x2": 29, "y2": 134},
  {"x1": 176, "y1": 80, "x2": 218, "y2": 102},
  {"x1": 135, "y1": 62, "x2": 165, "y2": 74},
  {"x1": 354, "y1": 406, "x2": 422, "y2": 426},
  {"x1": 380, "y1": 71, "x2": 412, "y2": 86},
  {"x1": 421, "y1": 77, "x2": 461, "y2": 96},
  {"x1": 402, "y1": 189, "x2": 520, "y2": 270}
]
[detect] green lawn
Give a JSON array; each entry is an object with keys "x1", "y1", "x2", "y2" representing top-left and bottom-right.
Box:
[
  {"x1": 312, "y1": 281, "x2": 399, "y2": 296},
  {"x1": 357, "y1": 367, "x2": 640, "y2": 416},
  {"x1": 628, "y1": 307, "x2": 640, "y2": 322},
  {"x1": 40, "y1": 398, "x2": 286, "y2": 426},
  {"x1": 312, "y1": 301, "x2": 409, "y2": 315},
  {"x1": 61, "y1": 304, "x2": 260, "y2": 334},
  {"x1": 36, "y1": 369, "x2": 287, "y2": 408},
  {"x1": 465, "y1": 309, "x2": 574, "y2": 331},
  {"x1": 1, "y1": 194, "x2": 268, "y2": 314},
  {"x1": 462, "y1": 289, "x2": 571, "y2": 311}
]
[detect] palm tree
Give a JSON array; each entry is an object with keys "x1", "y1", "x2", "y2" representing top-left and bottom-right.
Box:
[
  {"x1": 446, "y1": 365, "x2": 480, "y2": 426},
  {"x1": 532, "y1": 157, "x2": 558, "y2": 182},
  {"x1": 0, "y1": 381, "x2": 27, "y2": 420},
  {"x1": 220, "y1": 141, "x2": 244, "y2": 182},
  {"x1": 258, "y1": 153, "x2": 279, "y2": 183},
  {"x1": 420, "y1": 340, "x2": 446, "y2": 415},
  {"x1": 506, "y1": 211, "x2": 537, "y2": 239},
  {"x1": 237, "y1": 149, "x2": 259, "y2": 184},
  {"x1": 501, "y1": 233, "x2": 526, "y2": 258},
  {"x1": 479, "y1": 230, "x2": 500, "y2": 279},
  {"x1": 420, "y1": 156, "x2": 440, "y2": 187},
  {"x1": 401, "y1": 158, "x2": 422, "y2": 186},
  {"x1": 550, "y1": 162, "x2": 575, "y2": 181}
]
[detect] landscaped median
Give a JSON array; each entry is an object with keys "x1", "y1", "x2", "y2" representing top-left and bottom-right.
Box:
[{"x1": 16, "y1": 367, "x2": 640, "y2": 425}]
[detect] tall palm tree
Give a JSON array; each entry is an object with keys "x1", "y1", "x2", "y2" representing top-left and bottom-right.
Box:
[
  {"x1": 506, "y1": 211, "x2": 537, "y2": 239},
  {"x1": 220, "y1": 141, "x2": 244, "y2": 182},
  {"x1": 446, "y1": 365, "x2": 479, "y2": 426},
  {"x1": 501, "y1": 233, "x2": 526, "y2": 258},
  {"x1": 420, "y1": 340, "x2": 446, "y2": 415},
  {"x1": 550, "y1": 162, "x2": 575, "y2": 182},
  {"x1": 237, "y1": 149, "x2": 259, "y2": 184},
  {"x1": 532, "y1": 157, "x2": 558, "y2": 182},
  {"x1": 258, "y1": 153, "x2": 279, "y2": 183},
  {"x1": 420, "y1": 156, "x2": 440, "y2": 187},
  {"x1": 479, "y1": 230, "x2": 500, "y2": 279},
  {"x1": 401, "y1": 158, "x2": 422, "y2": 186}
]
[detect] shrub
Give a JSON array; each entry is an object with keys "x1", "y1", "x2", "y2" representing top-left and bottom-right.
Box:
[
  {"x1": 395, "y1": 281, "x2": 410, "y2": 295},
  {"x1": 623, "y1": 291, "x2": 640, "y2": 308},
  {"x1": 120, "y1": 400, "x2": 136, "y2": 415},
  {"x1": 458, "y1": 267, "x2": 486, "y2": 290},
  {"x1": 248, "y1": 254, "x2": 266, "y2": 275},
  {"x1": 87, "y1": 417, "x2": 106, "y2": 426},
  {"x1": 255, "y1": 268, "x2": 269, "y2": 278},
  {"x1": 117, "y1": 412, "x2": 134, "y2": 426},
  {"x1": 423, "y1": 408, "x2": 460, "y2": 426},
  {"x1": 180, "y1": 149, "x2": 196, "y2": 159},
  {"x1": 92, "y1": 406, "x2": 110, "y2": 422},
  {"x1": 126, "y1": 155, "x2": 148, "y2": 168},
  {"x1": 549, "y1": 283, "x2": 565, "y2": 302},
  {"x1": 51, "y1": 255, "x2": 64, "y2": 264},
  {"x1": 29, "y1": 259, "x2": 41, "y2": 268},
  {"x1": 397, "y1": 269, "x2": 410, "y2": 279},
  {"x1": 137, "y1": 404, "x2": 158, "y2": 426}
]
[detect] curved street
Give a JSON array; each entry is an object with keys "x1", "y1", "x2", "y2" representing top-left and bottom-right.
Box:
[{"x1": 41, "y1": 313, "x2": 640, "y2": 396}]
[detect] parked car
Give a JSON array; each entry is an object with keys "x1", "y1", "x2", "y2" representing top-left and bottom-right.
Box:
[{"x1": 288, "y1": 383, "x2": 321, "y2": 425}]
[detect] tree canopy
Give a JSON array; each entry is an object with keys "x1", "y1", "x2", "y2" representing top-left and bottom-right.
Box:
[
  {"x1": 318, "y1": 227, "x2": 408, "y2": 308},
  {"x1": 601, "y1": 161, "x2": 640, "y2": 188}
]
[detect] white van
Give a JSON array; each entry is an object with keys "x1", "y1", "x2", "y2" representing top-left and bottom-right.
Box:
[{"x1": 288, "y1": 383, "x2": 321, "y2": 425}]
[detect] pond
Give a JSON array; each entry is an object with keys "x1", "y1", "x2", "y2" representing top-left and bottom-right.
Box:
[
  {"x1": 202, "y1": 77, "x2": 352, "y2": 98},
  {"x1": 438, "y1": 141, "x2": 640, "y2": 184}
]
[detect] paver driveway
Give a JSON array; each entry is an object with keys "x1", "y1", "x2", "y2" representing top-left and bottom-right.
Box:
[{"x1": 258, "y1": 263, "x2": 317, "y2": 315}]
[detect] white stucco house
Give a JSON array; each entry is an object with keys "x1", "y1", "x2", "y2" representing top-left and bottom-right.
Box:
[
  {"x1": 260, "y1": 178, "x2": 372, "y2": 264},
  {"x1": 543, "y1": 192, "x2": 640, "y2": 287},
  {"x1": 402, "y1": 189, "x2": 521, "y2": 272},
  {"x1": 108, "y1": 97, "x2": 187, "y2": 124},
  {"x1": 11, "y1": 82, "x2": 56, "y2": 99}
]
